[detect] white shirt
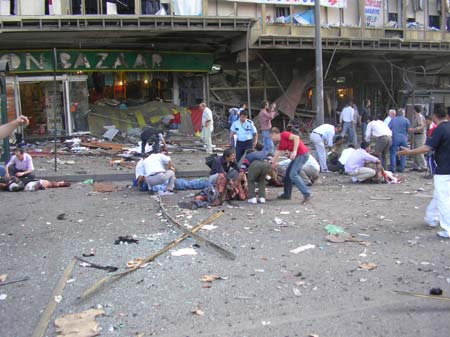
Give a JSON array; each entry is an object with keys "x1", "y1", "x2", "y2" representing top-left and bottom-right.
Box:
[
  {"x1": 313, "y1": 124, "x2": 335, "y2": 146},
  {"x1": 365, "y1": 120, "x2": 392, "y2": 141},
  {"x1": 305, "y1": 155, "x2": 320, "y2": 171},
  {"x1": 135, "y1": 159, "x2": 145, "y2": 178},
  {"x1": 340, "y1": 106, "x2": 354, "y2": 123},
  {"x1": 142, "y1": 153, "x2": 171, "y2": 176},
  {"x1": 202, "y1": 107, "x2": 213, "y2": 128},
  {"x1": 338, "y1": 148, "x2": 356, "y2": 165}
]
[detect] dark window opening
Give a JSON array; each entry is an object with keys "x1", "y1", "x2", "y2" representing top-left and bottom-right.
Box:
[
  {"x1": 429, "y1": 15, "x2": 441, "y2": 29},
  {"x1": 275, "y1": 6, "x2": 290, "y2": 18}
]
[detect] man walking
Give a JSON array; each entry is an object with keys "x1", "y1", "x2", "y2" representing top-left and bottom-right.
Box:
[
  {"x1": 200, "y1": 102, "x2": 214, "y2": 154},
  {"x1": 365, "y1": 115, "x2": 392, "y2": 169},
  {"x1": 271, "y1": 127, "x2": 311, "y2": 204},
  {"x1": 230, "y1": 110, "x2": 258, "y2": 162},
  {"x1": 409, "y1": 105, "x2": 427, "y2": 172},
  {"x1": 398, "y1": 108, "x2": 450, "y2": 238},
  {"x1": 340, "y1": 100, "x2": 357, "y2": 145},
  {"x1": 388, "y1": 108, "x2": 410, "y2": 172},
  {"x1": 259, "y1": 101, "x2": 278, "y2": 154},
  {"x1": 309, "y1": 123, "x2": 341, "y2": 172}
]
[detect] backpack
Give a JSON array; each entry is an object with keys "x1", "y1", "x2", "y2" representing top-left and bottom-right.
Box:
[{"x1": 205, "y1": 154, "x2": 218, "y2": 169}]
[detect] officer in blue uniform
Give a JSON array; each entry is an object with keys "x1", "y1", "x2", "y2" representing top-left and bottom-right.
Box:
[{"x1": 230, "y1": 110, "x2": 258, "y2": 162}]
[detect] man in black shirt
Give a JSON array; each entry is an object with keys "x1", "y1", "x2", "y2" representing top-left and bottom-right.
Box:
[
  {"x1": 398, "y1": 108, "x2": 450, "y2": 238},
  {"x1": 360, "y1": 99, "x2": 371, "y2": 141},
  {"x1": 140, "y1": 125, "x2": 165, "y2": 156}
]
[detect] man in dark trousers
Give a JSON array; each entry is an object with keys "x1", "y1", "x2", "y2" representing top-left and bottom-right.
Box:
[
  {"x1": 229, "y1": 110, "x2": 258, "y2": 162},
  {"x1": 140, "y1": 124, "x2": 165, "y2": 156}
]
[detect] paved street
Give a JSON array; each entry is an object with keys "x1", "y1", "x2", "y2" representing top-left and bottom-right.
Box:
[{"x1": 1, "y1": 170, "x2": 449, "y2": 337}]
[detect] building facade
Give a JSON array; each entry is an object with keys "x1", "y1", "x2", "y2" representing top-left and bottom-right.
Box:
[{"x1": 0, "y1": 0, "x2": 449, "y2": 138}]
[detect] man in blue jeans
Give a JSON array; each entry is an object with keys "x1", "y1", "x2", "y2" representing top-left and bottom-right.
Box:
[
  {"x1": 271, "y1": 127, "x2": 311, "y2": 205},
  {"x1": 259, "y1": 101, "x2": 278, "y2": 154},
  {"x1": 389, "y1": 108, "x2": 410, "y2": 172}
]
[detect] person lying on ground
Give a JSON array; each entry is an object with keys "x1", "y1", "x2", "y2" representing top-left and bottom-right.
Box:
[
  {"x1": 345, "y1": 141, "x2": 382, "y2": 183},
  {"x1": 5, "y1": 148, "x2": 35, "y2": 184},
  {"x1": 209, "y1": 148, "x2": 239, "y2": 184},
  {"x1": 277, "y1": 154, "x2": 319, "y2": 187},
  {"x1": 327, "y1": 135, "x2": 346, "y2": 172},
  {"x1": 24, "y1": 179, "x2": 71, "y2": 191},
  {"x1": 142, "y1": 151, "x2": 176, "y2": 193},
  {"x1": 0, "y1": 116, "x2": 29, "y2": 140}
]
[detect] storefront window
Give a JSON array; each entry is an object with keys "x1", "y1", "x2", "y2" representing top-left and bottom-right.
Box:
[{"x1": 69, "y1": 80, "x2": 90, "y2": 132}]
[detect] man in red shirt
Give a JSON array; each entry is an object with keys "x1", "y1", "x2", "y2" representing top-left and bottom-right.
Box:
[{"x1": 271, "y1": 127, "x2": 311, "y2": 204}]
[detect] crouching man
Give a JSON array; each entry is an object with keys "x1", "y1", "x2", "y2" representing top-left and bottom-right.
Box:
[
  {"x1": 143, "y1": 152, "x2": 176, "y2": 192},
  {"x1": 345, "y1": 141, "x2": 382, "y2": 183},
  {"x1": 6, "y1": 148, "x2": 35, "y2": 184}
]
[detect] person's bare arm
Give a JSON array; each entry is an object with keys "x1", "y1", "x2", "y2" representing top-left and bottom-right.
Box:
[
  {"x1": 0, "y1": 116, "x2": 29, "y2": 140},
  {"x1": 272, "y1": 150, "x2": 281, "y2": 168},
  {"x1": 288, "y1": 134, "x2": 299, "y2": 160},
  {"x1": 16, "y1": 169, "x2": 33, "y2": 177},
  {"x1": 229, "y1": 131, "x2": 236, "y2": 146},
  {"x1": 252, "y1": 131, "x2": 258, "y2": 148},
  {"x1": 167, "y1": 160, "x2": 176, "y2": 172},
  {"x1": 397, "y1": 145, "x2": 432, "y2": 156}
]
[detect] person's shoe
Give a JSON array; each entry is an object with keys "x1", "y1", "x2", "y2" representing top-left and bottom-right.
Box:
[
  {"x1": 437, "y1": 231, "x2": 450, "y2": 239},
  {"x1": 417, "y1": 168, "x2": 427, "y2": 172},
  {"x1": 410, "y1": 168, "x2": 418, "y2": 172},
  {"x1": 425, "y1": 219, "x2": 439, "y2": 227},
  {"x1": 277, "y1": 194, "x2": 291, "y2": 200},
  {"x1": 301, "y1": 195, "x2": 312, "y2": 205},
  {"x1": 321, "y1": 169, "x2": 330, "y2": 173},
  {"x1": 258, "y1": 197, "x2": 266, "y2": 204},
  {"x1": 248, "y1": 197, "x2": 257, "y2": 204}
]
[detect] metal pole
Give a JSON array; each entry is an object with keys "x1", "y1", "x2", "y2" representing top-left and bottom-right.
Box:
[
  {"x1": 314, "y1": 0, "x2": 324, "y2": 125},
  {"x1": 246, "y1": 22, "x2": 252, "y2": 118},
  {"x1": 53, "y1": 48, "x2": 58, "y2": 172},
  {"x1": 0, "y1": 60, "x2": 10, "y2": 162}
]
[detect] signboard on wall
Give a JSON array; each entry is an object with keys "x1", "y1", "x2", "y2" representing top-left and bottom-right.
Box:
[
  {"x1": 226, "y1": 0, "x2": 347, "y2": 8},
  {"x1": 365, "y1": 0, "x2": 382, "y2": 28},
  {"x1": 0, "y1": 50, "x2": 214, "y2": 74}
]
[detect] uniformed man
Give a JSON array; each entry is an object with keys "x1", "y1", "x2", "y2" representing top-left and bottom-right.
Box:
[{"x1": 229, "y1": 110, "x2": 258, "y2": 162}]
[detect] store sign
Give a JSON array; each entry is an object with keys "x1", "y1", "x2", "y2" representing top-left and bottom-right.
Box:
[
  {"x1": 365, "y1": 0, "x2": 382, "y2": 28},
  {"x1": 226, "y1": 0, "x2": 346, "y2": 8},
  {"x1": 0, "y1": 50, "x2": 213, "y2": 73}
]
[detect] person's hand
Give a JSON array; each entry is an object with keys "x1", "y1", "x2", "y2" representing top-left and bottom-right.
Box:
[
  {"x1": 408, "y1": 128, "x2": 414, "y2": 133},
  {"x1": 289, "y1": 151, "x2": 297, "y2": 160},
  {"x1": 15, "y1": 116, "x2": 29, "y2": 127},
  {"x1": 397, "y1": 149, "x2": 411, "y2": 156},
  {"x1": 16, "y1": 172, "x2": 24, "y2": 177}
]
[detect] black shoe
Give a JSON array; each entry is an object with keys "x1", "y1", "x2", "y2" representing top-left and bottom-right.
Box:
[
  {"x1": 277, "y1": 194, "x2": 291, "y2": 200},
  {"x1": 410, "y1": 168, "x2": 418, "y2": 172}
]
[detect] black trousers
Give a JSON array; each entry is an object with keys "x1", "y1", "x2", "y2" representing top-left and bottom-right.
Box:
[{"x1": 235, "y1": 139, "x2": 253, "y2": 162}]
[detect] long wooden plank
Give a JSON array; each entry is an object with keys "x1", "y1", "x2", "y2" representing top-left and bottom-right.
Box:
[
  {"x1": 31, "y1": 258, "x2": 76, "y2": 337},
  {"x1": 80, "y1": 211, "x2": 224, "y2": 300}
]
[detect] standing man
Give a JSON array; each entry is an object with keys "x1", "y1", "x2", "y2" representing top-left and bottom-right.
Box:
[
  {"x1": 388, "y1": 108, "x2": 410, "y2": 172},
  {"x1": 200, "y1": 102, "x2": 214, "y2": 154},
  {"x1": 230, "y1": 110, "x2": 258, "y2": 162},
  {"x1": 398, "y1": 108, "x2": 450, "y2": 238},
  {"x1": 365, "y1": 115, "x2": 392, "y2": 169},
  {"x1": 309, "y1": 123, "x2": 342, "y2": 172},
  {"x1": 340, "y1": 100, "x2": 357, "y2": 145},
  {"x1": 384, "y1": 109, "x2": 396, "y2": 125},
  {"x1": 409, "y1": 105, "x2": 427, "y2": 172},
  {"x1": 271, "y1": 127, "x2": 311, "y2": 204},
  {"x1": 228, "y1": 103, "x2": 246, "y2": 148},
  {"x1": 360, "y1": 99, "x2": 371, "y2": 141},
  {"x1": 259, "y1": 101, "x2": 278, "y2": 154}
]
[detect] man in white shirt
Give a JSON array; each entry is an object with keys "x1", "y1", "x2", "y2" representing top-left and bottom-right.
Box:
[
  {"x1": 339, "y1": 101, "x2": 357, "y2": 145},
  {"x1": 365, "y1": 115, "x2": 393, "y2": 168},
  {"x1": 200, "y1": 102, "x2": 214, "y2": 154},
  {"x1": 300, "y1": 154, "x2": 320, "y2": 186},
  {"x1": 338, "y1": 145, "x2": 356, "y2": 167},
  {"x1": 384, "y1": 109, "x2": 396, "y2": 125},
  {"x1": 345, "y1": 142, "x2": 382, "y2": 182},
  {"x1": 309, "y1": 123, "x2": 342, "y2": 172},
  {"x1": 142, "y1": 152, "x2": 176, "y2": 192}
]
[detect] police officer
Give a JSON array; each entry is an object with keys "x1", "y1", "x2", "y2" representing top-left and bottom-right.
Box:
[{"x1": 229, "y1": 110, "x2": 258, "y2": 162}]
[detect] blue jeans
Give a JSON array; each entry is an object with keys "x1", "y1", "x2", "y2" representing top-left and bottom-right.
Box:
[
  {"x1": 361, "y1": 122, "x2": 367, "y2": 141},
  {"x1": 0, "y1": 165, "x2": 5, "y2": 177},
  {"x1": 390, "y1": 138, "x2": 407, "y2": 172},
  {"x1": 261, "y1": 130, "x2": 274, "y2": 154},
  {"x1": 283, "y1": 153, "x2": 311, "y2": 198},
  {"x1": 342, "y1": 121, "x2": 357, "y2": 145}
]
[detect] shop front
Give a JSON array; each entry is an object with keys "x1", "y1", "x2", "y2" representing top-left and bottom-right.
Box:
[{"x1": 0, "y1": 49, "x2": 213, "y2": 139}]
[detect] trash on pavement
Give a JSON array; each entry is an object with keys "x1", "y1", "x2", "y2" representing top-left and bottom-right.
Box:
[
  {"x1": 0, "y1": 274, "x2": 7, "y2": 283},
  {"x1": 126, "y1": 258, "x2": 149, "y2": 269},
  {"x1": 114, "y1": 236, "x2": 139, "y2": 245},
  {"x1": 0, "y1": 294, "x2": 7, "y2": 300},
  {"x1": 82, "y1": 179, "x2": 94, "y2": 185},
  {"x1": 82, "y1": 249, "x2": 95, "y2": 257},
  {"x1": 191, "y1": 308, "x2": 205, "y2": 316},
  {"x1": 273, "y1": 217, "x2": 287, "y2": 226},
  {"x1": 359, "y1": 262, "x2": 378, "y2": 271},
  {"x1": 201, "y1": 224, "x2": 218, "y2": 231},
  {"x1": 292, "y1": 288, "x2": 302, "y2": 296},
  {"x1": 55, "y1": 308, "x2": 105, "y2": 337},
  {"x1": 75, "y1": 256, "x2": 119, "y2": 273},
  {"x1": 171, "y1": 248, "x2": 197, "y2": 256},
  {"x1": 430, "y1": 288, "x2": 443, "y2": 296},
  {"x1": 57, "y1": 213, "x2": 67, "y2": 220},
  {"x1": 93, "y1": 182, "x2": 120, "y2": 193},
  {"x1": 290, "y1": 244, "x2": 316, "y2": 254},
  {"x1": 200, "y1": 274, "x2": 225, "y2": 283},
  {"x1": 324, "y1": 224, "x2": 347, "y2": 235},
  {"x1": 54, "y1": 295, "x2": 62, "y2": 303}
]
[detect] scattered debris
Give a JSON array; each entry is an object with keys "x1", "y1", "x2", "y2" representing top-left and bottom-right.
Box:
[
  {"x1": 201, "y1": 224, "x2": 218, "y2": 231},
  {"x1": 55, "y1": 308, "x2": 105, "y2": 337},
  {"x1": 75, "y1": 256, "x2": 119, "y2": 273},
  {"x1": 93, "y1": 182, "x2": 121, "y2": 193},
  {"x1": 290, "y1": 244, "x2": 316, "y2": 254},
  {"x1": 261, "y1": 321, "x2": 271, "y2": 326},
  {"x1": 191, "y1": 308, "x2": 205, "y2": 316},
  {"x1": 0, "y1": 294, "x2": 7, "y2": 300},
  {"x1": 324, "y1": 225, "x2": 347, "y2": 235},
  {"x1": 200, "y1": 274, "x2": 226, "y2": 283},
  {"x1": 0, "y1": 274, "x2": 7, "y2": 283},
  {"x1": 292, "y1": 288, "x2": 302, "y2": 297},
  {"x1": 82, "y1": 249, "x2": 96, "y2": 258},
  {"x1": 126, "y1": 258, "x2": 148, "y2": 269},
  {"x1": 369, "y1": 196, "x2": 393, "y2": 200},
  {"x1": 54, "y1": 295, "x2": 62, "y2": 303},
  {"x1": 394, "y1": 290, "x2": 450, "y2": 301},
  {"x1": 171, "y1": 248, "x2": 198, "y2": 257},
  {"x1": 114, "y1": 236, "x2": 139, "y2": 245},
  {"x1": 82, "y1": 179, "x2": 94, "y2": 185},
  {"x1": 359, "y1": 262, "x2": 378, "y2": 271},
  {"x1": 430, "y1": 288, "x2": 443, "y2": 296},
  {"x1": 56, "y1": 214, "x2": 67, "y2": 220},
  {"x1": 273, "y1": 217, "x2": 287, "y2": 226},
  {"x1": 0, "y1": 277, "x2": 29, "y2": 287}
]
